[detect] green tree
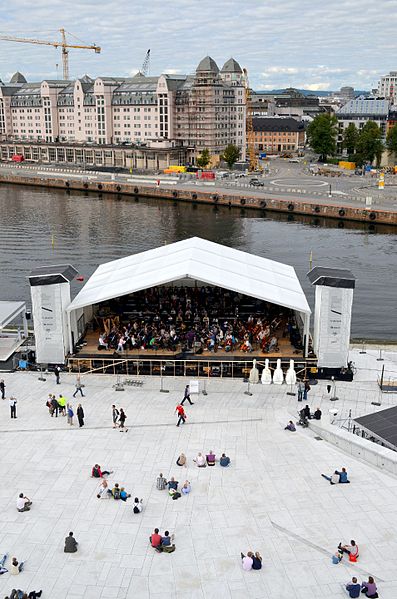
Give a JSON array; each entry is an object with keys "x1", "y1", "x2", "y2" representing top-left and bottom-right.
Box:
[
  {"x1": 196, "y1": 149, "x2": 211, "y2": 169},
  {"x1": 221, "y1": 143, "x2": 240, "y2": 169},
  {"x1": 386, "y1": 124, "x2": 397, "y2": 155},
  {"x1": 342, "y1": 123, "x2": 358, "y2": 156},
  {"x1": 355, "y1": 121, "x2": 384, "y2": 166},
  {"x1": 306, "y1": 113, "x2": 338, "y2": 162}
]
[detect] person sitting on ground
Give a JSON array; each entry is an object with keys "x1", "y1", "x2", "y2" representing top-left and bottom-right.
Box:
[
  {"x1": 194, "y1": 452, "x2": 206, "y2": 467},
  {"x1": 313, "y1": 407, "x2": 322, "y2": 420},
  {"x1": 17, "y1": 493, "x2": 32, "y2": 512},
  {"x1": 156, "y1": 531, "x2": 175, "y2": 553},
  {"x1": 156, "y1": 473, "x2": 167, "y2": 490},
  {"x1": 338, "y1": 540, "x2": 359, "y2": 560},
  {"x1": 241, "y1": 551, "x2": 254, "y2": 571},
  {"x1": 167, "y1": 477, "x2": 178, "y2": 492},
  {"x1": 111, "y1": 483, "x2": 122, "y2": 500},
  {"x1": 336, "y1": 467, "x2": 350, "y2": 483},
  {"x1": 0, "y1": 553, "x2": 8, "y2": 575},
  {"x1": 345, "y1": 576, "x2": 361, "y2": 598},
  {"x1": 361, "y1": 576, "x2": 378, "y2": 598},
  {"x1": 176, "y1": 452, "x2": 186, "y2": 467},
  {"x1": 181, "y1": 480, "x2": 191, "y2": 495},
  {"x1": 252, "y1": 551, "x2": 262, "y2": 570},
  {"x1": 97, "y1": 479, "x2": 112, "y2": 499},
  {"x1": 303, "y1": 404, "x2": 311, "y2": 420},
  {"x1": 220, "y1": 453, "x2": 231, "y2": 467},
  {"x1": 133, "y1": 498, "x2": 143, "y2": 513},
  {"x1": 206, "y1": 451, "x2": 216, "y2": 466},
  {"x1": 91, "y1": 464, "x2": 113, "y2": 478},
  {"x1": 150, "y1": 528, "x2": 162, "y2": 548},
  {"x1": 10, "y1": 557, "x2": 24, "y2": 575},
  {"x1": 64, "y1": 531, "x2": 78, "y2": 553},
  {"x1": 98, "y1": 335, "x2": 108, "y2": 349},
  {"x1": 285, "y1": 420, "x2": 296, "y2": 431},
  {"x1": 120, "y1": 487, "x2": 131, "y2": 502},
  {"x1": 24, "y1": 591, "x2": 43, "y2": 599},
  {"x1": 321, "y1": 470, "x2": 340, "y2": 485}
]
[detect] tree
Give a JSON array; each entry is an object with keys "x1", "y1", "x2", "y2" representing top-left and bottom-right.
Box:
[
  {"x1": 355, "y1": 121, "x2": 384, "y2": 166},
  {"x1": 221, "y1": 143, "x2": 240, "y2": 169},
  {"x1": 306, "y1": 113, "x2": 338, "y2": 162},
  {"x1": 196, "y1": 149, "x2": 211, "y2": 169},
  {"x1": 342, "y1": 123, "x2": 358, "y2": 156},
  {"x1": 386, "y1": 124, "x2": 397, "y2": 155}
]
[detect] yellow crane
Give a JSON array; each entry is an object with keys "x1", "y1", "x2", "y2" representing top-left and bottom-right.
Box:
[
  {"x1": 0, "y1": 28, "x2": 101, "y2": 80},
  {"x1": 243, "y1": 67, "x2": 258, "y2": 172}
]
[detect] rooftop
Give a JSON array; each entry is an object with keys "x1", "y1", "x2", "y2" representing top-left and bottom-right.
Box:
[{"x1": 252, "y1": 117, "x2": 304, "y2": 132}]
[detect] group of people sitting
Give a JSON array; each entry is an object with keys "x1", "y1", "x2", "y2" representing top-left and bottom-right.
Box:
[
  {"x1": 150, "y1": 529, "x2": 175, "y2": 553},
  {"x1": 241, "y1": 551, "x2": 262, "y2": 571},
  {"x1": 173, "y1": 451, "x2": 230, "y2": 468},
  {"x1": 94, "y1": 284, "x2": 300, "y2": 355},
  {"x1": 4, "y1": 590, "x2": 42, "y2": 599},
  {"x1": 322, "y1": 467, "x2": 350, "y2": 485},
  {"x1": 91, "y1": 464, "x2": 143, "y2": 512},
  {"x1": 0, "y1": 554, "x2": 24, "y2": 576},
  {"x1": 345, "y1": 575, "x2": 378, "y2": 598}
]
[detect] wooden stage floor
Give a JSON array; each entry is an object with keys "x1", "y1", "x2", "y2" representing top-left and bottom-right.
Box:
[{"x1": 74, "y1": 331, "x2": 303, "y2": 361}]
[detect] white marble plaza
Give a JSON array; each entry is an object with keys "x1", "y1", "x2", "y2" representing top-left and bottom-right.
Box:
[{"x1": 0, "y1": 347, "x2": 397, "y2": 599}]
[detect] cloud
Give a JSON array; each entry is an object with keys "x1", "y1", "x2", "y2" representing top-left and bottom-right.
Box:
[{"x1": 0, "y1": 0, "x2": 395, "y2": 91}]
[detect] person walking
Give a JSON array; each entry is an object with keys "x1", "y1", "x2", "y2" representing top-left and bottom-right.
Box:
[
  {"x1": 0, "y1": 379, "x2": 5, "y2": 399},
  {"x1": 181, "y1": 384, "x2": 194, "y2": 406},
  {"x1": 73, "y1": 375, "x2": 85, "y2": 398},
  {"x1": 54, "y1": 365, "x2": 61, "y2": 385},
  {"x1": 112, "y1": 404, "x2": 119, "y2": 428},
  {"x1": 119, "y1": 408, "x2": 127, "y2": 432},
  {"x1": 176, "y1": 404, "x2": 186, "y2": 427},
  {"x1": 76, "y1": 404, "x2": 85, "y2": 427},
  {"x1": 67, "y1": 403, "x2": 74, "y2": 425},
  {"x1": 10, "y1": 397, "x2": 17, "y2": 419}
]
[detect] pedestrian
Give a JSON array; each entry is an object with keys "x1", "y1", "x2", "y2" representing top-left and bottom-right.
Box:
[
  {"x1": 119, "y1": 408, "x2": 127, "y2": 432},
  {"x1": 9, "y1": 396, "x2": 17, "y2": 419},
  {"x1": 297, "y1": 380, "x2": 304, "y2": 401},
  {"x1": 58, "y1": 394, "x2": 66, "y2": 416},
  {"x1": 73, "y1": 375, "x2": 85, "y2": 398},
  {"x1": 76, "y1": 404, "x2": 84, "y2": 427},
  {"x1": 67, "y1": 403, "x2": 74, "y2": 425},
  {"x1": 64, "y1": 531, "x2": 78, "y2": 553},
  {"x1": 51, "y1": 395, "x2": 59, "y2": 417},
  {"x1": 112, "y1": 404, "x2": 119, "y2": 428},
  {"x1": 175, "y1": 403, "x2": 186, "y2": 427},
  {"x1": 303, "y1": 380, "x2": 311, "y2": 401},
  {"x1": 181, "y1": 384, "x2": 194, "y2": 406},
  {"x1": 0, "y1": 378, "x2": 5, "y2": 399},
  {"x1": 54, "y1": 365, "x2": 61, "y2": 385}
]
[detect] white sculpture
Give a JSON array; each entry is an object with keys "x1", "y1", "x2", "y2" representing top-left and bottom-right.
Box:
[
  {"x1": 273, "y1": 358, "x2": 284, "y2": 384},
  {"x1": 261, "y1": 359, "x2": 272, "y2": 384},
  {"x1": 285, "y1": 359, "x2": 297, "y2": 385},
  {"x1": 249, "y1": 359, "x2": 260, "y2": 384}
]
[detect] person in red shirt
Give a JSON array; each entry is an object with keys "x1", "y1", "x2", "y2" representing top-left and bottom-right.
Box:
[
  {"x1": 150, "y1": 528, "x2": 162, "y2": 548},
  {"x1": 91, "y1": 464, "x2": 112, "y2": 478},
  {"x1": 175, "y1": 404, "x2": 186, "y2": 427}
]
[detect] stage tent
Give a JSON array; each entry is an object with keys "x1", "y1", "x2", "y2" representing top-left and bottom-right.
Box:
[{"x1": 66, "y1": 237, "x2": 311, "y2": 355}]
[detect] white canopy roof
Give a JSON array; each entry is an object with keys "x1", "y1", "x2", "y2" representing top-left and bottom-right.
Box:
[{"x1": 67, "y1": 237, "x2": 311, "y2": 315}]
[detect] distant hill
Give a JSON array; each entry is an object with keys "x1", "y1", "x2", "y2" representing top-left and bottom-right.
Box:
[{"x1": 257, "y1": 88, "x2": 370, "y2": 97}]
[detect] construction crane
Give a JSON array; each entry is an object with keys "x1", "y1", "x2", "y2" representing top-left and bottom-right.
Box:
[
  {"x1": 141, "y1": 49, "x2": 150, "y2": 77},
  {"x1": 0, "y1": 28, "x2": 101, "y2": 80},
  {"x1": 243, "y1": 67, "x2": 258, "y2": 172}
]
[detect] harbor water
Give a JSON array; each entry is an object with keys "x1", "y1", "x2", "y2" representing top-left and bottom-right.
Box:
[{"x1": 0, "y1": 184, "x2": 396, "y2": 340}]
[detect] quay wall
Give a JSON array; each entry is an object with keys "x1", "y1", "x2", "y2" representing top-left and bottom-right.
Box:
[{"x1": 1, "y1": 173, "x2": 397, "y2": 226}]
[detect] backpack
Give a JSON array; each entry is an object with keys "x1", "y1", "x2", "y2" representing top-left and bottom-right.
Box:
[
  {"x1": 113, "y1": 487, "x2": 121, "y2": 500},
  {"x1": 172, "y1": 492, "x2": 181, "y2": 500}
]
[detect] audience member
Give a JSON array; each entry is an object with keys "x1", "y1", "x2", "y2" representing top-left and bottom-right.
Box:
[
  {"x1": 156, "y1": 531, "x2": 175, "y2": 553},
  {"x1": 206, "y1": 451, "x2": 216, "y2": 466},
  {"x1": 345, "y1": 577, "x2": 361, "y2": 598},
  {"x1": 156, "y1": 473, "x2": 167, "y2": 490},
  {"x1": 313, "y1": 407, "x2": 322, "y2": 420},
  {"x1": 64, "y1": 532, "x2": 78, "y2": 553},
  {"x1": 194, "y1": 452, "x2": 206, "y2": 467},
  {"x1": 97, "y1": 479, "x2": 112, "y2": 499},
  {"x1": 0, "y1": 553, "x2": 8, "y2": 575},
  {"x1": 336, "y1": 467, "x2": 350, "y2": 483},
  {"x1": 17, "y1": 493, "x2": 32, "y2": 512},
  {"x1": 252, "y1": 551, "x2": 262, "y2": 570},
  {"x1": 167, "y1": 477, "x2": 178, "y2": 492},
  {"x1": 91, "y1": 464, "x2": 112, "y2": 478},
  {"x1": 176, "y1": 453, "x2": 187, "y2": 467},
  {"x1": 361, "y1": 576, "x2": 378, "y2": 598},
  {"x1": 321, "y1": 471, "x2": 340, "y2": 485},
  {"x1": 10, "y1": 557, "x2": 24, "y2": 575},
  {"x1": 220, "y1": 453, "x2": 230, "y2": 467},
  {"x1": 150, "y1": 528, "x2": 162, "y2": 548},
  {"x1": 120, "y1": 487, "x2": 131, "y2": 501},
  {"x1": 133, "y1": 498, "x2": 143, "y2": 513},
  {"x1": 338, "y1": 540, "x2": 359, "y2": 560},
  {"x1": 241, "y1": 551, "x2": 254, "y2": 571},
  {"x1": 181, "y1": 481, "x2": 191, "y2": 495},
  {"x1": 284, "y1": 421, "x2": 296, "y2": 431},
  {"x1": 111, "y1": 483, "x2": 122, "y2": 499}
]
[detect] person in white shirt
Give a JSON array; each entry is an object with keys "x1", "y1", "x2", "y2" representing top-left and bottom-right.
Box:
[
  {"x1": 17, "y1": 493, "x2": 32, "y2": 512},
  {"x1": 321, "y1": 471, "x2": 340, "y2": 485},
  {"x1": 193, "y1": 452, "x2": 206, "y2": 467},
  {"x1": 133, "y1": 497, "x2": 143, "y2": 513},
  {"x1": 241, "y1": 551, "x2": 254, "y2": 571}
]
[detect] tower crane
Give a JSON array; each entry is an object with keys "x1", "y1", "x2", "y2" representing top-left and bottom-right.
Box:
[
  {"x1": 140, "y1": 49, "x2": 150, "y2": 77},
  {"x1": 243, "y1": 67, "x2": 258, "y2": 172},
  {"x1": 0, "y1": 28, "x2": 101, "y2": 80}
]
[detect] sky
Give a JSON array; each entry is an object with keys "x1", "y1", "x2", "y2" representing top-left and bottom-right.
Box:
[{"x1": 0, "y1": 0, "x2": 396, "y2": 92}]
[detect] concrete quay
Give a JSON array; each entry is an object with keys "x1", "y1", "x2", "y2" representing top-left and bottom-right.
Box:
[
  {"x1": 0, "y1": 347, "x2": 397, "y2": 598},
  {"x1": 1, "y1": 169, "x2": 397, "y2": 226}
]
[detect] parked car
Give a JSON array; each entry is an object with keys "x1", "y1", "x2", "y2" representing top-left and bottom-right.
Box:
[
  {"x1": 249, "y1": 178, "x2": 264, "y2": 187},
  {"x1": 235, "y1": 173, "x2": 247, "y2": 178}
]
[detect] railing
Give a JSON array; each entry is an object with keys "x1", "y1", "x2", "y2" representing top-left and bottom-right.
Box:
[{"x1": 67, "y1": 355, "x2": 317, "y2": 379}]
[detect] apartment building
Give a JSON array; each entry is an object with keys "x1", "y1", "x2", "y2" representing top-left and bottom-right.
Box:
[
  {"x1": 252, "y1": 117, "x2": 305, "y2": 153},
  {"x1": 0, "y1": 57, "x2": 246, "y2": 164},
  {"x1": 335, "y1": 97, "x2": 390, "y2": 152},
  {"x1": 377, "y1": 71, "x2": 397, "y2": 103}
]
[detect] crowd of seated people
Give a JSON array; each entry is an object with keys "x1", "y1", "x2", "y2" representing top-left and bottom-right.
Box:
[{"x1": 94, "y1": 286, "x2": 303, "y2": 355}]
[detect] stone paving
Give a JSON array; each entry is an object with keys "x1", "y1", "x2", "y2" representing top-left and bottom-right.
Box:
[{"x1": 0, "y1": 347, "x2": 397, "y2": 598}]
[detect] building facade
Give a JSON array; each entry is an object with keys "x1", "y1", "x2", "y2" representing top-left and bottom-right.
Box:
[
  {"x1": 377, "y1": 71, "x2": 397, "y2": 103},
  {"x1": 0, "y1": 57, "x2": 246, "y2": 165},
  {"x1": 335, "y1": 97, "x2": 390, "y2": 152},
  {"x1": 252, "y1": 117, "x2": 305, "y2": 153}
]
